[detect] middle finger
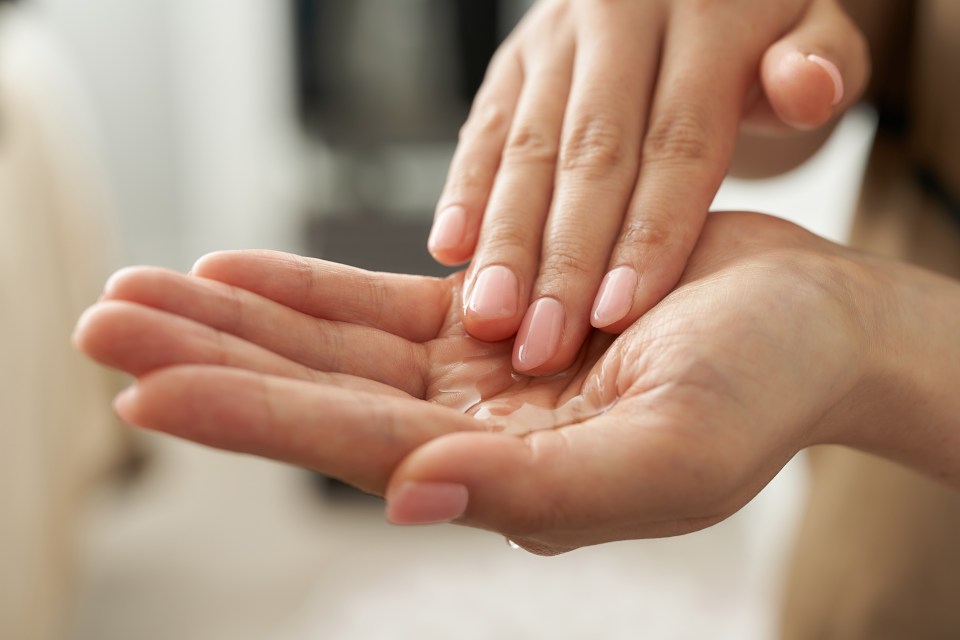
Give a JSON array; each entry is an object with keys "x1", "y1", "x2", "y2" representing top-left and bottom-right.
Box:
[{"x1": 513, "y1": 1, "x2": 665, "y2": 374}]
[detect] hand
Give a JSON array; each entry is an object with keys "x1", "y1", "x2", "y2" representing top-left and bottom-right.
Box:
[
  {"x1": 75, "y1": 212, "x2": 892, "y2": 554},
  {"x1": 429, "y1": 0, "x2": 869, "y2": 375}
]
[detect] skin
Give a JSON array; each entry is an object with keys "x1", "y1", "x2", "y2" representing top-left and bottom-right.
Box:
[
  {"x1": 431, "y1": 0, "x2": 870, "y2": 377},
  {"x1": 74, "y1": 212, "x2": 960, "y2": 555}
]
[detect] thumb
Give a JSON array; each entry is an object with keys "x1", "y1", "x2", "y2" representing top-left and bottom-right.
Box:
[
  {"x1": 384, "y1": 413, "x2": 746, "y2": 554},
  {"x1": 744, "y1": 0, "x2": 870, "y2": 132}
]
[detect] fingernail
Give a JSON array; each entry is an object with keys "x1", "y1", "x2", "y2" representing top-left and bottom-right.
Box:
[
  {"x1": 514, "y1": 297, "x2": 564, "y2": 371},
  {"x1": 386, "y1": 481, "x2": 469, "y2": 525},
  {"x1": 591, "y1": 266, "x2": 638, "y2": 328},
  {"x1": 428, "y1": 205, "x2": 467, "y2": 255},
  {"x1": 466, "y1": 265, "x2": 519, "y2": 319},
  {"x1": 806, "y1": 54, "x2": 844, "y2": 107}
]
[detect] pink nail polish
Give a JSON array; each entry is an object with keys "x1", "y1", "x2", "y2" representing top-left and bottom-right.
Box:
[
  {"x1": 514, "y1": 297, "x2": 564, "y2": 371},
  {"x1": 591, "y1": 266, "x2": 638, "y2": 328},
  {"x1": 467, "y1": 265, "x2": 519, "y2": 319},
  {"x1": 386, "y1": 481, "x2": 469, "y2": 525},
  {"x1": 806, "y1": 54, "x2": 844, "y2": 107},
  {"x1": 428, "y1": 206, "x2": 467, "y2": 254}
]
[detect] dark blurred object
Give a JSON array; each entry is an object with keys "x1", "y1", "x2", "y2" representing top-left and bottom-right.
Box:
[
  {"x1": 291, "y1": 0, "x2": 506, "y2": 500},
  {"x1": 310, "y1": 473, "x2": 384, "y2": 504},
  {"x1": 292, "y1": 0, "x2": 502, "y2": 146},
  {"x1": 454, "y1": 0, "x2": 501, "y2": 100},
  {"x1": 307, "y1": 214, "x2": 455, "y2": 277}
]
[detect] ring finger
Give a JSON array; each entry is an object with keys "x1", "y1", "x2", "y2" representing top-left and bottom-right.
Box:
[{"x1": 513, "y1": 1, "x2": 664, "y2": 374}]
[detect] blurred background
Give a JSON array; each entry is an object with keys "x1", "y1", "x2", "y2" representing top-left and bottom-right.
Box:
[{"x1": 0, "y1": 1, "x2": 876, "y2": 638}]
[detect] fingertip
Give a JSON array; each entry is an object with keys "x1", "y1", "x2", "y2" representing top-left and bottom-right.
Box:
[
  {"x1": 462, "y1": 264, "x2": 524, "y2": 342},
  {"x1": 512, "y1": 297, "x2": 564, "y2": 373},
  {"x1": 113, "y1": 384, "x2": 140, "y2": 424},
  {"x1": 102, "y1": 266, "x2": 143, "y2": 298},
  {"x1": 189, "y1": 251, "x2": 228, "y2": 277},
  {"x1": 72, "y1": 304, "x2": 97, "y2": 350},
  {"x1": 388, "y1": 429, "x2": 614, "y2": 546},
  {"x1": 590, "y1": 266, "x2": 638, "y2": 329},
  {"x1": 763, "y1": 49, "x2": 842, "y2": 130},
  {"x1": 387, "y1": 432, "x2": 538, "y2": 532},
  {"x1": 429, "y1": 249, "x2": 472, "y2": 268},
  {"x1": 71, "y1": 301, "x2": 131, "y2": 364},
  {"x1": 429, "y1": 239, "x2": 475, "y2": 268},
  {"x1": 189, "y1": 249, "x2": 263, "y2": 279},
  {"x1": 464, "y1": 319, "x2": 522, "y2": 344},
  {"x1": 806, "y1": 54, "x2": 844, "y2": 107},
  {"x1": 385, "y1": 481, "x2": 469, "y2": 525},
  {"x1": 427, "y1": 205, "x2": 471, "y2": 263}
]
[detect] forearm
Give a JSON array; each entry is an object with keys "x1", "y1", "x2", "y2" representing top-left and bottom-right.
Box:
[{"x1": 841, "y1": 256, "x2": 960, "y2": 487}]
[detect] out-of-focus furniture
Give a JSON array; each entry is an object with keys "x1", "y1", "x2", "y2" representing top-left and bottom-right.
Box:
[{"x1": 0, "y1": 7, "x2": 123, "y2": 639}]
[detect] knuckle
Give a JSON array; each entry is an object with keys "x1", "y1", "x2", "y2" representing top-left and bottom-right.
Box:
[
  {"x1": 446, "y1": 162, "x2": 487, "y2": 195},
  {"x1": 503, "y1": 123, "x2": 559, "y2": 166},
  {"x1": 459, "y1": 102, "x2": 509, "y2": 143},
  {"x1": 525, "y1": 0, "x2": 571, "y2": 32},
  {"x1": 291, "y1": 254, "x2": 320, "y2": 308},
  {"x1": 480, "y1": 216, "x2": 533, "y2": 256},
  {"x1": 222, "y1": 282, "x2": 247, "y2": 337},
  {"x1": 619, "y1": 217, "x2": 676, "y2": 252},
  {"x1": 360, "y1": 276, "x2": 391, "y2": 326},
  {"x1": 540, "y1": 239, "x2": 594, "y2": 282},
  {"x1": 643, "y1": 108, "x2": 716, "y2": 167},
  {"x1": 311, "y1": 323, "x2": 345, "y2": 370},
  {"x1": 210, "y1": 324, "x2": 230, "y2": 367},
  {"x1": 560, "y1": 114, "x2": 629, "y2": 173},
  {"x1": 483, "y1": 43, "x2": 515, "y2": 78}
]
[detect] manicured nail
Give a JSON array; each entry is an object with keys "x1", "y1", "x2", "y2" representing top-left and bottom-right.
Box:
[
  {"x1": 514, "y1": 297, "x2": 564, "y2": 371},
  {"x1": 466, "y1": 265, "x2": 519, "y2": 320},
  {"x1": 428, "y1": 205, "x2": 467, "y2": 255},
  {"x1": 591, "y1": 266, "x2": 638, "y2": 328},
  {"x1": 807, "y1": 54, "x2": 844, "y2": 106},
  {"x1": 386, "y1": 481, "x2": 469, "y2": 525}
]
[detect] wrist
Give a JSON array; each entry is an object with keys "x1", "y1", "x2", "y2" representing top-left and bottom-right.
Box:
[{"x1": 826, "y1": 253, "x2": 960, "y2": 486}]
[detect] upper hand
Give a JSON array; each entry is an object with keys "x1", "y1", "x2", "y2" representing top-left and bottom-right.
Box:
[
  {"x1": 75, "y1": 211, "x2": 880, "y2": 554},
  {"x1": 429, "y1": 0, "x2": 869, "y2": 375}
]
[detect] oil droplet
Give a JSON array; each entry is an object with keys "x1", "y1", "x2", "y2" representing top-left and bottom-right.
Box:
[
  {"x1": 471, "y1": 392, "x2": 619, "y2": 435},
  {"x1": 432, "y1": 338, "x2": 621, "y2": 435},
  {"x1": 506, "y1": 538, "x2": 522, "y2": 550}
]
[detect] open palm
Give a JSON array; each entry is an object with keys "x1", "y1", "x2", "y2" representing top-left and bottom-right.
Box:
[{"x1": 75, "y1": 212, "x2": 869, "y2": 554}]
